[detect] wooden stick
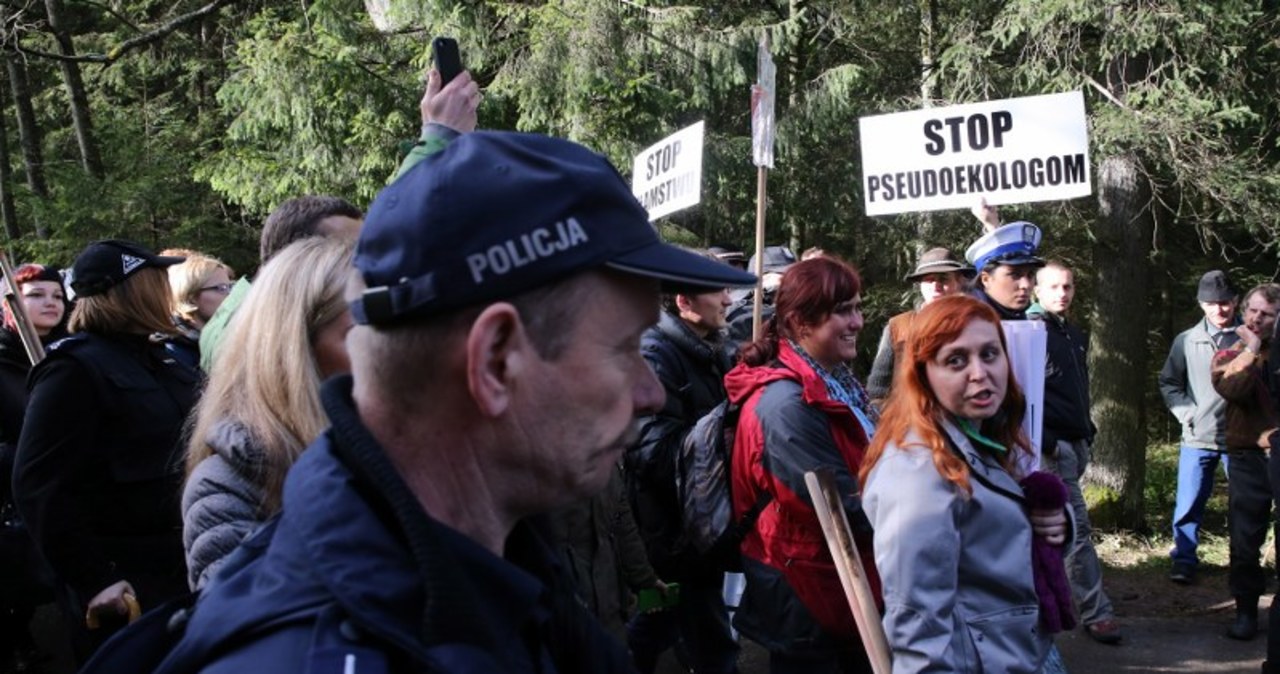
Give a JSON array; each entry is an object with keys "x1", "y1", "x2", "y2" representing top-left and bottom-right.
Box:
[
  {"x1": 804, "y1": 468, "x2": 892, "y2": 674},
  {"x1": 751, "y1": 165, "x2": 767, "y2": 341}
]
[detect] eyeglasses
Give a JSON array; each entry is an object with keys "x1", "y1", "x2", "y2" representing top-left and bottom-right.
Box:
[{"x1": 200, "y1": 283, "x2": 234, "y2": 295}]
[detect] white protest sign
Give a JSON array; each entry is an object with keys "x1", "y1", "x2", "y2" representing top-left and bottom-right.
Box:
[
  {"x1": 632, "y1": 121, "x2": 704, "y2": 221},
  {"x1": 858, "y1": 91, "x2": 1091, "y2": 216},
  {"x1": 1002, "y1": 319, "x2": 1046, "y2": 473}
]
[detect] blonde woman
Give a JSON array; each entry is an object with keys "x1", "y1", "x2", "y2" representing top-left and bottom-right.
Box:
[
  {"x1": 162, "y1": 250, "x2": 234, "y2": 368},
  {"x1": 13, "y1": 241, "x2": 196, "y2": 659},
  {"x1": 182, "y1": 237, "x2": 354, "y2": 589}
]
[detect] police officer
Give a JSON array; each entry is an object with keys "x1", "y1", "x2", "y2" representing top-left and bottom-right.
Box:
[{"x1": 13, "y1": 240, "x2": 198, "y2": 660}]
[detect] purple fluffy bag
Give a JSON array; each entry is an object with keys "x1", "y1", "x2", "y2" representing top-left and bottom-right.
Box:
[{"x1": 1020, "y1": 470, "x2": 1077, "y2": 633}]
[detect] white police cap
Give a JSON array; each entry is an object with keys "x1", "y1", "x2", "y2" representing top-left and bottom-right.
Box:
[{"x1": 965, "y1": 221, "x2": 1044, "y2": 271}]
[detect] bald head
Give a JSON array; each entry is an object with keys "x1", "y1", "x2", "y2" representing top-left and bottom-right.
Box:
[{"x1": 1035, "y1": 262, "x2": 1075, "y2": 316}]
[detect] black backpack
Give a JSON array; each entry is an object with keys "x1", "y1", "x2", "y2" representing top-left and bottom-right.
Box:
[{"x1": 675, "y1": 400, "x2": 771, "y2": 571}]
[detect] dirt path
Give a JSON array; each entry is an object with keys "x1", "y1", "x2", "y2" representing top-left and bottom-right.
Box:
[
  {"x1": 1056, "y1": 614, "x2": 1265, "y2": 673},
  {"x1": 1053, "y1": 564, "x2": 1270, "y2": 673},
  {"x1": 657, "y1": 565, "x2": 1272, "y2": 673}
]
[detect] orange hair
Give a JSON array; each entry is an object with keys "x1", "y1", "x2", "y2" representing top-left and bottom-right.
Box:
[{"x1": 859, "y1": 294, "x2": 1029, "y2": 495}]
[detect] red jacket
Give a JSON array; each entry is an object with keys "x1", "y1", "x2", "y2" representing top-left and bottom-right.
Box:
[{"x1": 725, "y1": 340, "x2": 881, "y2": 654}]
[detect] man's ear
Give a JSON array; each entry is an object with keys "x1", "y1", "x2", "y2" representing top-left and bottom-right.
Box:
[
  {"x1": 673, "y1": 293, "x2": 692, "y2": 316},
  {"x1": 464, "y1": 303, "x2": 530, "y2": 417}
]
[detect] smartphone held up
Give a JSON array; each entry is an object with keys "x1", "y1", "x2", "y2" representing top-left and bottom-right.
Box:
[{"x1": 432, "y1": 37, "x2": 463, "y2": 86}]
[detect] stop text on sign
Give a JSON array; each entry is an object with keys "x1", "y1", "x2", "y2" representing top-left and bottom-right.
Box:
[{"x1": 632, "y1": 121, "x2": 705, "y2": 221}]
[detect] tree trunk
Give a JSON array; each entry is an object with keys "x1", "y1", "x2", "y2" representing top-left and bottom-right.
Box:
[
  {"x1": 44, "y1": 0, "x2": 104, "y2": 179},
  {"x1": 1087, "y1": 152, "x2": 1153, "y2": 530},
  {"x1": 5, "y1": 55, "x2": 48, "y2": 200},
  {"x1": 0, "y1": 95, "x2": 20, "y2": 241}
]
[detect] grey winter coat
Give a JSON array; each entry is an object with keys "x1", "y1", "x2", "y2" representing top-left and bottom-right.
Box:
[
  {"x1": 863, "y1": 420, "x2": 1052, "y2": 674},
  {"x1": 1159, "y1": 319, "x2": 1238, "y2": 449},
  {"x1": 181, "y1": 420, "x2": 266, "y2": 590}
]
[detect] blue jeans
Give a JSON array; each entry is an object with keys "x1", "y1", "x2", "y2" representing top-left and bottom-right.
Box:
[{"x1": 1170, "y1": 445, "x2": 1228, "y2": 569}]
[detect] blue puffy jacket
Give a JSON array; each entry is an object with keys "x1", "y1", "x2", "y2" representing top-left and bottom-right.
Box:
[{"x1": 151, "y1": 376, "x2": 635, "y2": 673}]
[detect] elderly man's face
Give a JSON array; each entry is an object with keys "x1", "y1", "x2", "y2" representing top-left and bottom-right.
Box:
[
  {"x1": 1200, "y1": 299, "x2": 1237, "y2": 330},
  {"x1": 918, "y1": 272, "x2": 964, "y2": 305},
  {"x1": 516, "y1": 271, "x2": 665, "y2": 504},
  {"x1": 980, "y1": 264, "x2": 1036, "y2": 311}
]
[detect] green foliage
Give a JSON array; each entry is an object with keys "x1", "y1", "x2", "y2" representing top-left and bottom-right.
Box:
[
  {"x1": 0, "y1": 0, "x2": 1275, "y2": 398},
  {"x1": 194, "y1": 0, "x2": 418, "y2": 215}
]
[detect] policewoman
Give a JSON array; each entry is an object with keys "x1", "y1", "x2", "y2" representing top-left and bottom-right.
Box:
[{"x1": 13, "y1": 240, "x2": 199, "y2": 661}]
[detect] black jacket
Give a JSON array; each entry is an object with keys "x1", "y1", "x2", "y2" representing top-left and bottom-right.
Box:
[
  {"x1": 0, "y1": 330, "x2": 31, "y2": 506},
  {"x1": 13, "y1": 333, "x2": 198, "y2": 610},
  {"x1": 0, "y1": 327, "x2": 67, "y2": 506},
  {"x1": 627, "y1": 311, "x2": 734, "y2": 577},
  {"x1": 1027, "y1": 304, "x2": 1095, "y2": 447}
]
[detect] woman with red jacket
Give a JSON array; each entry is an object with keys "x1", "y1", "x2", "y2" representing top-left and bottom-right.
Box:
[{"x1": 725, "y1": 256, "x2": 879, "y2": 673}]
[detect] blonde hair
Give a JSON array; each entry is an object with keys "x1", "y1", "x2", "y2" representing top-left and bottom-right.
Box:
[
  {"x1": 69, "y1": 267, "x2": 175, "y2": 335},
  {"x1": 185, "y1": 237, "x2": 354, "y2": 515},
  {"x1": 165, "y1": 251, "x2": 233, "y2": 324}
]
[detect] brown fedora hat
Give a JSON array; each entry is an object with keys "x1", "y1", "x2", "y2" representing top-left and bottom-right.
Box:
[{"x1": 905, "y1": 247, "x2": 974, "y2": 282}]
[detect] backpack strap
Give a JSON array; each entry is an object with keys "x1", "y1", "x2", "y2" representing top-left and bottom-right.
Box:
[{"x1": 729, "y1": 492, "x2": 772, "y2": 540}]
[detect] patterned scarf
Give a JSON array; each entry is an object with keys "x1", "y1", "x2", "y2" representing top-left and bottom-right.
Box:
[{"x1": 788, "y1": 340, "x2": 879, "y2": 439}]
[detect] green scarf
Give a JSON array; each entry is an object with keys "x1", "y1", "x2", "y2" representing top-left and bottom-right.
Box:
[{"x1": 956, "y1": 418, "x2": 1007, "y2": 457}]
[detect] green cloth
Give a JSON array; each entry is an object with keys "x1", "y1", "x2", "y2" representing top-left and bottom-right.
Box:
[
  {"x1": 957, "y1": 417, "x2": 1008, "y2": 456},
  {"x1": 391, "y1": 123, "x2": 460, "y2": 183},
  {"x1": 198, "y1": 276, "x2": 252, "y2": 372}
]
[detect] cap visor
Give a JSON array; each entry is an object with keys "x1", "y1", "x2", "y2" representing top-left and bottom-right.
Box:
[
  {"x1": 996, "y1": 255, "x2": 1044, "y2": 267},
  {"x1": 606, "y1": 242, "x2": 758, "y2": 289},
  {"x1": 154, "y1": 255, "x2": 186, "y2": 267}
]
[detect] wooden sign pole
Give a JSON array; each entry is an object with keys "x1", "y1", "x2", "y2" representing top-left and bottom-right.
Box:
[{"x1": 804, "y1": 469, "x2": 892, "y2": 674}]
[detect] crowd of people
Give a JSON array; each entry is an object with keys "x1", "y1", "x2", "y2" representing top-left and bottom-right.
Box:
[{"x1": 0, "y1": 66, "x2": 1274, "y2": 674}]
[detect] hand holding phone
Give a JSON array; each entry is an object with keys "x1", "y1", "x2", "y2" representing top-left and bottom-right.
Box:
[
  {"x1": 433, "y1": 37, "x2": 463, "y2": 86},
  {"x1": 634, "y1": 582, "x2": 680, "y2": 613}
]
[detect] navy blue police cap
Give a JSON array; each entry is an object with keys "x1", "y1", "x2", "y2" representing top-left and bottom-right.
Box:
[{"x1": 352, "y1": 131, "x2": 757, "y2": 326}]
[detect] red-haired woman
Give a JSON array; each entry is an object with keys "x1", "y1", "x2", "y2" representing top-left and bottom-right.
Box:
[
  {"x1": 0, "y1": 264, "x2": 69, "y2": 447},
  {"x1": 860, "y1": 294, "x2": 1062, "y2": 673},
  {"x1": 0, "y1": 263, "x2": 67, "y2": 670},
  {"x1": 724, "y1": 256, "x2": 880, "y2": 673}
]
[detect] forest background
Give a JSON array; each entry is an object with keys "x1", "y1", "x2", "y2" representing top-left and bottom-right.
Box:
[{"x1": 0, "y1": 0, "x2": 1277, "y2": 529}]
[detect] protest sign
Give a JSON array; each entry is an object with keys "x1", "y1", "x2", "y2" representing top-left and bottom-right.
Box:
[
  {"x1": 1002, "y1": 319, "x2": 1046, "y2": 473},
  {"x1": 632, "y1": 121, "x2": 705, "y2": 221},
  {"x1": 752, "y1": 37, "x2": 776, "y2": 169},
  {"x1": 859, "y1": 91, "x2": 1091, "y2": 216}
]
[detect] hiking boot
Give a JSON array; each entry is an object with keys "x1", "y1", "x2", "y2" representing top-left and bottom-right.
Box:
[
  {"x1": 1084, "y1": 618, "x2": 1123, "y2": 645},
  {"x1": 1169, "y1": 563, "x2": 1195, "y2": 585},
  {"x1": 1227, "y1": 599, "x2": 1259, "y2": 640}
]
